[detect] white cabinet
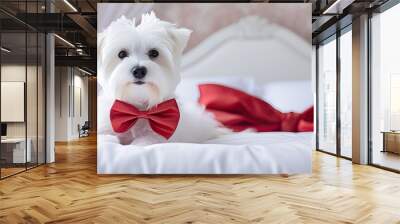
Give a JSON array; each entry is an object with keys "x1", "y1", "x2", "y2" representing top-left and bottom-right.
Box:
[{"x1": 1, "y1": 138, "x2": 32, "y2": 163}]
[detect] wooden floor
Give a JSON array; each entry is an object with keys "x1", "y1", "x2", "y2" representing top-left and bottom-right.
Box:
[
  {"x1": 1, "y1": 135, "x2": 400, "y2": 224},
  {"x1": 1, "y1": 167, "x2": 26, "y2": 178},
  {"x1": 372, "y1": 150, "x2": 400, "y2": 171}
]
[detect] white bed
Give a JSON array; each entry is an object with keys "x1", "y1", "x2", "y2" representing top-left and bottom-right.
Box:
[
  {"x1": 98, "y1": 132, "x2": 312, "y2": 174},
  {"x1": 98, "y1": 16, "x2": 313, "y2": 174}
]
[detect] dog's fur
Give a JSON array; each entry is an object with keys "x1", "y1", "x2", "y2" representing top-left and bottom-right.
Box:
[{"x1": 97, "y1": 12, "x2": 227, "y2": 145}]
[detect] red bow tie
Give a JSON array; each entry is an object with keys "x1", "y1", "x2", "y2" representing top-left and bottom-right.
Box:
[{"x1": 110, "y1": 99, "x2": 180, "y2": 139}]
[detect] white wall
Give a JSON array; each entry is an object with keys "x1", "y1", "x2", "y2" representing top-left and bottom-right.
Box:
[
  {"x1": 55, "y1": 66, "x2": 68, "y2": 141},
  {"x1": 54, "y1": 67, "x2": 89, "y2": 141},
  {"x1": 1, "y1": 65, "x2": 26, "y2": 138},
  {"x1": 1, "y1": 65, "x2": 40, "y2": 137},
  {"x1": 71, "y1": 73, "x2": 89, "y2": 138}
]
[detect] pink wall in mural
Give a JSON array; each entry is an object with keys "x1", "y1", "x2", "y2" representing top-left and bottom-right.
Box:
[{"x1": 98, "y1": 3, "x2": 311, "y2": 51}]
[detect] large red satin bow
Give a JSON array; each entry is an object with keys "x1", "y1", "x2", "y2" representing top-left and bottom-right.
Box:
[
  {"x1": 198, "y1": 84, "x2": 313, "y2": 132},
  {"x1": 110, "y1": 99, "x2": 180, "y2": 139}
]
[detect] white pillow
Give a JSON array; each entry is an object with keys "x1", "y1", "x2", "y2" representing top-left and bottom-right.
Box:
[
  {"x1": 260, "y1": 80, "x2": 313, "y2": 113},
  {"x1": 175, "y1": 76, "x2": 260, "y2": 102},
  {"x1": 175, "y1": 77, "x2": 313, "y2": 113}
]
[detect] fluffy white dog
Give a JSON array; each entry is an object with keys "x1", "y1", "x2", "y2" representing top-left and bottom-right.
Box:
[{"x1": 97, "y1": 12, "x2": 227, "y2": 145}]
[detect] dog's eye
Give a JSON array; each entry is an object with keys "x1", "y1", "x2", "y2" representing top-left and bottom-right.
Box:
[
  {"x1": 118, "y1": 50, "x2": 128, "y2": 59},
  {"x1": 148, "y1": 49, "x2": 159, "y2": 59}
]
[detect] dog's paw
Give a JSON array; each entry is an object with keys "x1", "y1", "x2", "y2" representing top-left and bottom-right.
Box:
[
  {"x1": 131, "y1": 137, "x2": 165, "y2": 146},
  {"x1": 98, "y1": 134, "x2": 120, "y2": 144},
  {"x1": 216, "y1": 127, "x2": 233, "y2": 136},
  {"x1": 240, "y1": 128, "x2": 257, "y2": 133}
]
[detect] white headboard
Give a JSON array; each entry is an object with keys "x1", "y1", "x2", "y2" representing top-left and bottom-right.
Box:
[{"x1": 181, "y1": 16, "x2": 311, "y2": 84}]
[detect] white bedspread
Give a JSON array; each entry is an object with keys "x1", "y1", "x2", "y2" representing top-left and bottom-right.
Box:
[{"x1": 98, "y1": 132, "x2": 312, "y2": 174}]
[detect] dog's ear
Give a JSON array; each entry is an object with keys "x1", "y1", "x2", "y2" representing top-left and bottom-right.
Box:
[
  {"x1": 168, "y1": 27, "x2": 192, "y2": 55},
  {"x1": 139, "y1": 11, "x2": 191, "y2": 54}
]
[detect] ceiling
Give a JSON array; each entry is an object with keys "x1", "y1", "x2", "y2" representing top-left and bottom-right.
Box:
[{"x1": 0, "y1": 0, "x2": 392, "y2": 75}]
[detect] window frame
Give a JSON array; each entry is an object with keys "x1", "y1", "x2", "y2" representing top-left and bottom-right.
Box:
[
  {"x1": 316, "y1": 24, "x2": 353, "y2": 160},
  {"x1": 367, "y1": 0, "x2": 400, "y2": 173}
]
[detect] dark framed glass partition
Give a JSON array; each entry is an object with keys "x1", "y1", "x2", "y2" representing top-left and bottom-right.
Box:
[
  {"x1": 317, "y1": 35, "x2": 337, "y2": 155},
  {"x1": 316, "y1": 25, "x2": 352, "y2": 159},
  {"x1": 0, "y1": 0, "x2": 46, "y2": 179},
  {"x1": 369, "y1": 1, "x2": 400, "y2": 172},
  {"x1": 339, "y1": 26, "x2": 352, "y2": 159},
  {"x1": 316, "y1": 0, "x2": 400, "y2": 172}
]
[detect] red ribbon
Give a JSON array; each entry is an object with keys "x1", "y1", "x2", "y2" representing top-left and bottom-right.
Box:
[{"x1": 199, "y1": 84, "x2": 313, "y2": 132}]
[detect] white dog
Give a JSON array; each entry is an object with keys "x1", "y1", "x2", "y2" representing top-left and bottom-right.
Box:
[{"x1": 97, "y1": 12, "x2": 227, "y2": 145}]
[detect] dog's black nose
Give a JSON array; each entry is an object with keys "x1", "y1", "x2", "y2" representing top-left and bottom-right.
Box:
[{"x1": 132, "y1": 66, "x2": 147, "y2": 79}]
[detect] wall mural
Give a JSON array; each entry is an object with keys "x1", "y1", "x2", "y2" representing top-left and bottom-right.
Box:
[{"x1": 97, "y1": 3, "x2": 313, "y2": 174}]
